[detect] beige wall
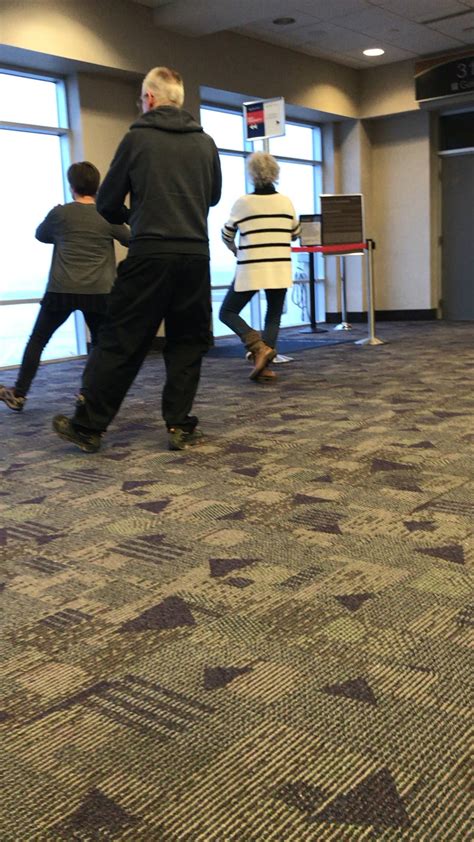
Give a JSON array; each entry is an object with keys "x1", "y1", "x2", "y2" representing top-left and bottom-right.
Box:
[
  {"x1": 74, "y1": 74, "x2": 138, "y2": 263},
  {"x1": 0, "y1": 0, "x2": 359, "y2": 119},
  {"x1": 360, "y1": 61, "x2": 419, "y2": 119},
  {"x1": 367, "y1": 111, "x2": 432, "y2": 311},
  {"x1": 76, "y1": 75, "x2": 137, "y2": 180}
]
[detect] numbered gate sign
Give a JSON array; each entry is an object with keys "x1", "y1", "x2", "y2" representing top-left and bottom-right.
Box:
[{"x1": 415, "y1": 52, "x2": 474, "y2": 101}]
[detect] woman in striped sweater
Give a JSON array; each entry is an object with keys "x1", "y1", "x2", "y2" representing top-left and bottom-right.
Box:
[{"x1": 220, "y1": 152, "x2": 301, "y2": 381}]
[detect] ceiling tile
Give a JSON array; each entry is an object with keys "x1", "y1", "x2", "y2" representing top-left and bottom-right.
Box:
[
  {"x1": 289, "y1": 0, "x2": 373, "y2": 18},
  {"x1": 300, "y1": 22, "x2": 389, "y2": 52},
  {"x1": 295, "y1": 43, "x2": 368, "y2": 68},
  {"x1": 428, "y1": 10, "x2": 474, "y2": 40},
  {"x1": 338, "y1": 7, "x2": 465, "y2": 51},
  {"x1": 130, "y1": 0, "x2": 474, "y2": 66},
  {"x1": 369, "y1": 0, "x2": 468, "y2": 22},
  {"x1": 236, "y1": 14, "x2": 325, "y2": 47}
]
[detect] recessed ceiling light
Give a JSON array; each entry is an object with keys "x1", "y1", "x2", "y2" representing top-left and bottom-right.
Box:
[
  {"x1": 273, "y1": 17, "x2": 296, "y2": 26},
  {"x1": 363, "y1": 48, "x2": 385, "y2": 56}
]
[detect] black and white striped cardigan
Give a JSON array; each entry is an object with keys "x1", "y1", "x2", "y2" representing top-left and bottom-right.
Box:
[{"x1": 222, "y1": 188, "x2": 301, "y2": 291}]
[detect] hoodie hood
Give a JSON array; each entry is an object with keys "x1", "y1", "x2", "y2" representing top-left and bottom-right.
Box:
[{"x1": 130, "y1": 106, "x2": 203, "y2": 134}]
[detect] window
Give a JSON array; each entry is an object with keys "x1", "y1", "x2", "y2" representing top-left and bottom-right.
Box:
[
  {"x1": 200, "y1": 105, "x2": 323, "y2": 337},
  {"x1": 0, "y1": 70, "x2": 82, "y2": 368}
]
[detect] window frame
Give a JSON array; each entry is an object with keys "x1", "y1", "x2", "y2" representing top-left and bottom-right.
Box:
[{"x1": 0, "y1": 68, "x2": 87, "y2": 366}]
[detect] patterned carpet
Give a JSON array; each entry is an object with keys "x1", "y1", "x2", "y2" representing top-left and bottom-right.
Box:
[{"x1": 1, "y1": 321, "x2": 473, "y2": 841}]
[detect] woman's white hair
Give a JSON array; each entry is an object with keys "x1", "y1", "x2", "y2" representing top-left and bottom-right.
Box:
[
  {"x1": 247, "y1": 152, "x2": 279, "y2": 187},
  {"x1": 142, "y1": 66, "x2": 184, "y2": 107}
]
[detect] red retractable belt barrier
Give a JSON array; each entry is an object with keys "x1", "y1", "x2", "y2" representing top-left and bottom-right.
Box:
[
  {"x1": 290, "y1": 239, "x2": 384, "y2": 345},
  {"x1": 291, "y1": 242, "x2": 366, "y2": 255}
]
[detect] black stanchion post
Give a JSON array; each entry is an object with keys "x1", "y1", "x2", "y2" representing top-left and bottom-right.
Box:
[{"x1": 301, "y1": 250, "x2": 328, "y2": 334}]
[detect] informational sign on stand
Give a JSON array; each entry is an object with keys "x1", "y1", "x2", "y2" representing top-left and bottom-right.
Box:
[
  {"x1": 243, "y1": 98, "x2": 285, "y2": 141},
  {"x1": 299, "y1": 214, "x2": 322, "y2": 246},
  {"x1": 320, "y1": 194, "x2": 364, "y2": 246}
]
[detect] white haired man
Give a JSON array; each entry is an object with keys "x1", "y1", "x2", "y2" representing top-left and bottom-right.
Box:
[{"x1": 53, "y1": 67, "x2": 222, "y2": 452}]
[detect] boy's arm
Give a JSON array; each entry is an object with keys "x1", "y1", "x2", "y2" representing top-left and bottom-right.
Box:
[
  {"x1": 35, "y1": 206, "x2": 61, "y2": 243},
  {"x1": 111, "y1": 224, "x2": 131, "y2": 247}
]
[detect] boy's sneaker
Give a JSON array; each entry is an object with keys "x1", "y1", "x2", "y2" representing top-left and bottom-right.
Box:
[
  {"x1": 0, "y1": 385, "x2": 26, "y2": 412},
  {"x1": 52, "y1": 414, "x2": 102, "y2": 453},
  {"x1": 168, "y1": 426, "x2": 204, "y2": 451}
]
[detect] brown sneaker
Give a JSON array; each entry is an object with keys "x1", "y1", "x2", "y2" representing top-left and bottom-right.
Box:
[
  {"x1": 168, "y1": 426, "x2": 204, "y2": 451},
  {"x1": 0, "y1": 385, "x2": 26, "y2": 412},
  {"x1": 52, "y1": 415, "x2": 102, "y2": 453}
]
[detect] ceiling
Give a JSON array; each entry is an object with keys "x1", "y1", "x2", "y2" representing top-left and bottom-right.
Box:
[{"x1": 130, "y1": 0, "x2": 474, "y2": 68}]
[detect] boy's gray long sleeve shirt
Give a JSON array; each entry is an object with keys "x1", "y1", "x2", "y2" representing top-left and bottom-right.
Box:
[{"x1": 36, "y1": 202, "x2": 130, "y2": 295}]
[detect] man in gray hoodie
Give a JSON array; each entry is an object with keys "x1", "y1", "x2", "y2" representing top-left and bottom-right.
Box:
[{"x1": 53, "y1": 66, "x2": 222, "y2": 453}]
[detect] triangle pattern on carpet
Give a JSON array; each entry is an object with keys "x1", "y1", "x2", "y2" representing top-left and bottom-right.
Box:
[
  {"x1": 276, "y1": 779, "x2": 325, "y2": 813},
  {"x1": 315, "y1": 767, "x2": 410, "y2": 829},
  {"x1": 136, "y1": 499, "x2": 170, "y2": 514},
  {"x1": 204, "y1": 665, "x2": 252, "y2": 690},
  {"x1": 122, "y1": 480, "x2": 157, "y2": 491},
  {"x1": 209, "y1": 557, "x2": 257, "y2": 578},
  {"x1": 322, "y1": 677, "x2": 378, "y2": 706},
  {"x1": 294, "y1": 493, "x2": 331, "y2": 505},
  {"x1": 403, "y1": 520, "x2": 436, "y2": 532},
  {"x1": 232, "y1": 466, "x2": 261, "y2": 477},
  {"x1": 416, "y1": 544, "x2": 465, "y2": 564},
  {"x1": 335, "y1": 593, "x2": 374, "y2": 612},
  {"x1": 120, "y1": 596, "x2": 196, "y2": 631},
  {"x1": 371, "y1": 458, "x2": 412, "y2": 472},
  {"x1": 65, "y1": 788, "x2": 138, "y2": 833}
]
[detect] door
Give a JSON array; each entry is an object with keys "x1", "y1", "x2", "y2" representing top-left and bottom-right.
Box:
[{"x1": 441, "y1": 153, "x2": 474, "y2": 320}]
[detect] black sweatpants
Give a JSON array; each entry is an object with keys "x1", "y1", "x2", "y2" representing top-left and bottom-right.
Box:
[
  {"x1": 15, "y1": 305, "x2": 104, "y2": 398},
  {"x1": 73, "y1": 254, "x2": 212, "y2": 433}
]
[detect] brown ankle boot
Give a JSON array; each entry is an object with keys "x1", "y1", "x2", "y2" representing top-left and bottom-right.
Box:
[
  {"x1": 243, "y1": 331, "x2": 276, "y2": 380},
  {"x1": 257, "y1": 367, "x2": 277, "y2": 381}
]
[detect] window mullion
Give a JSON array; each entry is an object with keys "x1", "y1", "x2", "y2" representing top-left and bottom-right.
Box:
[{"x1": 0, "y1": 120, "x2": 69, "y2": 136}]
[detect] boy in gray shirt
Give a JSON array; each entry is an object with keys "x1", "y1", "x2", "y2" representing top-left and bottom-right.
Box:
[{"x1": 0, "y1": 161, "x2": 129, "y2": 411}]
